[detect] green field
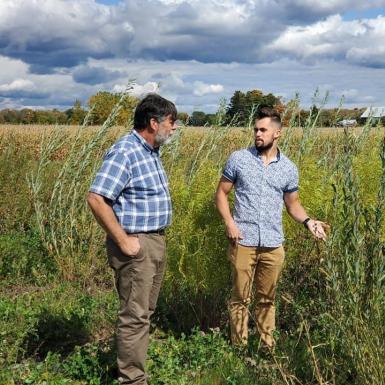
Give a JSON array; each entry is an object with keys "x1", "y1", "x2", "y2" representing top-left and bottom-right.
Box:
[{"x1": 0, "y1": 115, "x2": 384, "y2": 384}]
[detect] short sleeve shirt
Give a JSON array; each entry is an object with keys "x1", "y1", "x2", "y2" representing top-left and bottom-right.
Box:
[
  {"x1": 223, "y1": 146, "x2": 298, "y2": 247},
  {"x1": 89, "y1": 130, "x2": 172, "y2": 233}
]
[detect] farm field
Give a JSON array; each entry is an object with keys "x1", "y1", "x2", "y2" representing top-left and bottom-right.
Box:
[{"x1": 0, "y1": 117, "x2": 384, "y2": 385}]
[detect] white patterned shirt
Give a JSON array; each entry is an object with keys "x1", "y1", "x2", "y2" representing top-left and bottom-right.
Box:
[{"x1": 223, "y1": 147, "x2": 298, "y2": 247}]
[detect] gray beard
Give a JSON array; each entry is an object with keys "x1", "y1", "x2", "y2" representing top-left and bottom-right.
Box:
[{"x1": 155, "y1": 132, "x2": 172, "y2": 146}]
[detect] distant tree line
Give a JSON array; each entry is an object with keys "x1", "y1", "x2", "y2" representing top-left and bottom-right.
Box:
[
  {"x1": 0, "y1": 107, "x2": 71, "y2": 125},
  {"x1": 0, "y1": 88, "x2": 373, "y2": 127},
  {"x1": 0, "y1": 92, "x2": 139, "y2": 125},
  {"x1": 287, "y1": 106, "x2": 368, "y2": 127},
  {"x1": 186, "y1": 90, "x2": 370, "y2": 127},
  {"x1": 185, "y1": 89, "x2": 284, "y2": 127}
]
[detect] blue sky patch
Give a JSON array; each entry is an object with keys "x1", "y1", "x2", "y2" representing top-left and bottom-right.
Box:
[
  {"x1": 95, "y1": 0, "x2": 120, "y2": 5},
  {"x1": 343, "y1": 7, "x2": 385, "y2": 21}
]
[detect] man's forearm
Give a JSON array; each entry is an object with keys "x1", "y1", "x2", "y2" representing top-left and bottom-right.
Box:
[
  {"x1": 286, "y1": 201, "x2": 309, "y2": 223},
  {"x1": 87, "y1": 192, "x2": 127, "y2": 244},
  {"x1": 215, "y1": 190, "x2": 234, "y2": 225},
  {"x1": 215, "y1": 188, "x2": 243, "y2": 241}
]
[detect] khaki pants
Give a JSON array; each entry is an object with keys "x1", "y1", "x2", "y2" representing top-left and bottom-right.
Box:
[
  {"x1": 228, "y1": 243, "x2": 285, "y2": 348},
  {"x1": 107, "y1": 233, "x2": 166, "y2": 385}
]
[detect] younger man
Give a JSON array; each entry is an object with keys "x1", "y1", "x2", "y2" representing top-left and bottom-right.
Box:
[{"x1": 215, "y1": 106, "x2": 328, "y2": 348}]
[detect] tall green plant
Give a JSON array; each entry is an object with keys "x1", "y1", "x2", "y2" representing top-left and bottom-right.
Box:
[
  {"x1": 296, "y1": 89, "x2": 328, "y2": 163},
  {"x1": 323, "y1": 128, "x2": 385, "y2": 383},
  {"x1": 28, "y1": 88, "x2": 134, "y2": 280}
]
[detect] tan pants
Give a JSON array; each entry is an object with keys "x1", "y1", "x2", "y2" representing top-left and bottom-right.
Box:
[
  {"x1": 107, "y1": 233, "x2": 166, "y2": 385},
  {"x1": 228, "y1": 243, "x2": 285, "y2": 348}
]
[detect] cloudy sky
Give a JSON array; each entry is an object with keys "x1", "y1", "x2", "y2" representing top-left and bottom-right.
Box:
[{"x1": 1, "y1": 0, "x2": 385, "y2": 113}]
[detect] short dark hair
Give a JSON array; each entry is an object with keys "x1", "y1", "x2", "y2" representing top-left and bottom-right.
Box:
[
  {"x1": 255, "y1": 105, "x2": 281, "y2": 126},
  {"x1": 134, "y1": 93, "x2": 177, "y2": 130}
]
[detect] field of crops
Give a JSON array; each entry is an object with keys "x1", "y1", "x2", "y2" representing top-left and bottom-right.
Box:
[{"x1": 0, "y1": 111, "x2": 384, "y2": 384}]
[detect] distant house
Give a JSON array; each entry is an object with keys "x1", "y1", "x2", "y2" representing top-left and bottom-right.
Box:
[{"x1": 361, "y1": 107, "x2": 385, "y2": 124}]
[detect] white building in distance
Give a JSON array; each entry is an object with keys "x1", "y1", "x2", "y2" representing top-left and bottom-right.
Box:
[{"x1": 361, "y1": 107, "x2": 385, "y2": 123}]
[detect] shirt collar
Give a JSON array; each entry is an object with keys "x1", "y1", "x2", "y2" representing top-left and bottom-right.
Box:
[
  {"x1": 252, "y1": 146, "x2": 281, "y2": 163},
  {"x1": 132, "y1": 129, "x2": 159, "y2": 154}
]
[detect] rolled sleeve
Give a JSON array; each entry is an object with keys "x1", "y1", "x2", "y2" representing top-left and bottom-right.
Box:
[
  {"x1": 222, "y1": 153, "x2": 237, "y2": 182},
  {"x1": 89, "y1": 150, "x2": 131, "y2": 201},
  {"x1": 284, "y1": 165, "x2": 299, "y2": 193}
]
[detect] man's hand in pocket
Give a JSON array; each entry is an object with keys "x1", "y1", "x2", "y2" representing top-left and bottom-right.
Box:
[{"x1": 117, "y1": 235, "x2": 140, "y2": 256}]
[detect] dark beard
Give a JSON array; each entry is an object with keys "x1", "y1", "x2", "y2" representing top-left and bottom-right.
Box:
[{"x1": 255, "y1": 140, "x2": 274, "y2": 151}]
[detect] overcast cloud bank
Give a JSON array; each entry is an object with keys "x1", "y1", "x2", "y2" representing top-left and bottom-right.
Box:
[{"x1": 0, "y1": 0, "x2": 384, "y2": 112}]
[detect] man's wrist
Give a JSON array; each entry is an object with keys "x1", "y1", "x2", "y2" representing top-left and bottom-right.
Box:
[
  {"x1": 114, "y1": 230, "x2": 132, "y2": 245},
  {"x1": 302, "y1": 217, "x2": 311, "y2": 228},
  {"x1": 224, "y1": 218, "x2": 235, "y2": 227}
]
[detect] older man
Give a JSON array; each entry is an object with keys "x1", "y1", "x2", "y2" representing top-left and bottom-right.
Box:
[
  {"x1": 87, "y1": 94, "x2": 177, "y2": 385},
  {"x1": 215, "y1": 106, "x2": 328, "y2": 349}
]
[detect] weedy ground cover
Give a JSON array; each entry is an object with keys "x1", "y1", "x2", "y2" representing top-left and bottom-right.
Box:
[{"x1": 0, "y1": 102, "x2": 384, "y2": 384}]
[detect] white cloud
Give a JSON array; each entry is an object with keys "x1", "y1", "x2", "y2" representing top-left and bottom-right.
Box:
[
  {"x1": 264, "y1": 15, "x2": 385, "y2": 66},
  {"x1": 0, "y1": 0, "x2": 134, "y2": 70},
  {"x1": 0, "y1": 79, "x2": 34, "y2": 92},
  {"x1": 113, "y1": 81, "x2": 159, "y2": 97},
  {"x1": 0, "y1": 0, "x2": 329, "y2": 70},
  {"x1": 193, "y1": 81, "x2": 224, "y2": 96},
  {"x1": 0, "y1": 53, "x2": 384, "y2": 112},
  {"x1": 347, "y1": 45, "x2": 385, "y2": 67},
  {"x1": 0, "y1": 56, "x2": 29, "y2": 83},
  {"x1": 341, "y1": 88, "x2": 359, "y2": 98},
  {"x1": 1, "y1": 0, "x2": 385, "y2": 71},
  {"x1": 280, "y1": 0, "x2": 385, "y2": 14}
]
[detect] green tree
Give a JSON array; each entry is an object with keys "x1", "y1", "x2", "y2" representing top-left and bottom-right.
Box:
[
  {"x1": 19, "y1": 109, "x2": 36, "y2": 124},
  {"x1": 226, "y1": 90, "x2": 246, "y2": 125},
  {"x1": 177, "y1": 112, "x2": 189, "y2": 124},
  {"x1": 189, "y1": 111, "x2": 208, "y2": 126},
  {"x1": 1, "y1": 109, "x2": 18, "y2": 123},
  {"x1": 206, "y1": 114, "x2": 217, "y2": 125},
  {"x1": 66, "y1": 100, "x2": 87, "y2": 125},
  {"x1": 319, "y1": 109, "x2": 334, "y2": 127},
  {"x1": 51, "y1": 109, "x2": 68, "y2": 124},
  {"x1": 226, "y1": 89, "x2": 282, "y2": 126},
  {"x1": 35, "y1": 110, "x2": 52, "y2": 124},
  {"x1": 87, "y1": 91, "x2": 138, "y2": 125}
]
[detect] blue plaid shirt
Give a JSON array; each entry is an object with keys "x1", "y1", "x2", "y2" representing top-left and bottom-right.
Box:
[
  {"x1": 89, "y1": 130, "x2": 172, "y2": 233},
  {"x1": 223, "y1": 147, "x2": 298, "y2": 247}
]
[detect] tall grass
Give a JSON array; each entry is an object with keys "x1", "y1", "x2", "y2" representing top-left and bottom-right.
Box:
[
  {"x1": 27, "y1": 91, "x2": 133, "y2": 281},
  {"x1": 321, "y1": 128, "x2": 385, "y2": 383},
  {"x1": 1, "y1": 93, "x2": 385, "y2": 383}
]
